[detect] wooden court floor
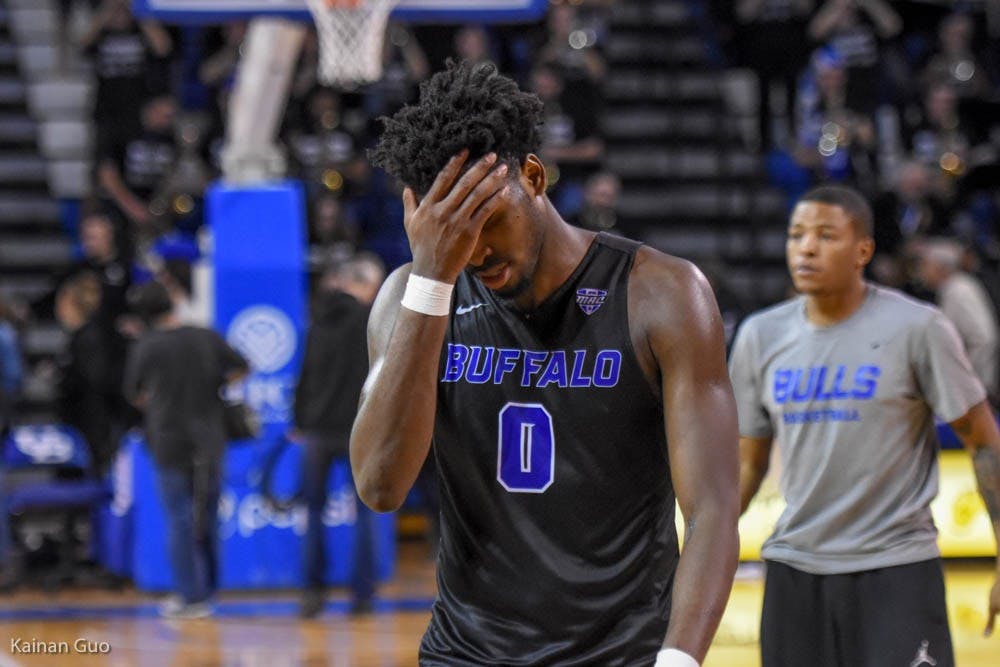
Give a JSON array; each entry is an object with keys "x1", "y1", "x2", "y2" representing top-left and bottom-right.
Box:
[{"x1": 1, "y1": 545, "x2": 997, "y2": 666}]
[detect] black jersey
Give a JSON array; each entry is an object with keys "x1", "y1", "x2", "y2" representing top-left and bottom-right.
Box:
[{"x1": 420, "y1": 233, "x2": 678, "y2": 666}]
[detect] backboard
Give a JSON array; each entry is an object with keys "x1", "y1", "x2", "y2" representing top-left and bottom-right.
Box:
[{"x1": 133, "y1": 0, "x2": 548, "y2": 24}]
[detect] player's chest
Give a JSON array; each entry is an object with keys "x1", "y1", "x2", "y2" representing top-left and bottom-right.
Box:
[{"x1": 761, "y1": 336, "x2": 916, "y2": 410}]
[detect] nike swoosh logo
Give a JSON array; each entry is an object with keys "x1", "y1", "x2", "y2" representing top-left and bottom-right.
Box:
[{"x1": 455, "y1": 303, "x2": 488, "y2": 316}]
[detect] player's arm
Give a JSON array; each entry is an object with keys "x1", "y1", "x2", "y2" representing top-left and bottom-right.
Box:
[
  {"x1": 949, "y1": 400, "x2": 1000, "y2": 636},
  {"x1": 641, "y1": 254, "x2": 740, "y2": 663},
  {"x1": 739, "y1": 436, "x2": 773, "y2": 515},
  {"x1": 350, "y1": 151, "x2": 508, "y2": 512}
]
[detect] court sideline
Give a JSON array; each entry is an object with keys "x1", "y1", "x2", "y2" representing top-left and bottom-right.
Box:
[{"x1": 0, "y1": 545, "x2": 996, "y2": 666}]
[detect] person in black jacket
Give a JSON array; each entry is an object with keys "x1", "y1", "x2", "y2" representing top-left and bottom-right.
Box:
[
  {"x1": 292, "y1": 253, "x2": 385, "y2": 618},
  {"x1": 124, "y1": 281, "x2": 248, "y2": 619},
  {"x1": 54, "y1": 271, "x2": 129, "y2": 474}
]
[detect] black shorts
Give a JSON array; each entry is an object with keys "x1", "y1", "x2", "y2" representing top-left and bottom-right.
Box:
[{"x1": 761, "y1": 558, "x2": 954, "y2": 667}]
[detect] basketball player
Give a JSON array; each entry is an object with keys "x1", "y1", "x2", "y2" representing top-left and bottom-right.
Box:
[
  {"x1": 730, "y1": 185, "x2": 1000, "y2": 667},
  {"x1": 352, "y1": 61, "x2": 740, "y2": 666}
]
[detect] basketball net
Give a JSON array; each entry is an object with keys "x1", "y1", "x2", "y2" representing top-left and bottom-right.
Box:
[{"x1": 305, "y1": 0, "x2": 400, "y2": 87}]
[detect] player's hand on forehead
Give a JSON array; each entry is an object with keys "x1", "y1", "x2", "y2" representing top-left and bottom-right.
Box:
[
  {"x1": 401, "y1": 149, "x2": 509, "y2": 283},
  {"x1": 422, "y1": 150, "x2": 507, "y2": 209}
]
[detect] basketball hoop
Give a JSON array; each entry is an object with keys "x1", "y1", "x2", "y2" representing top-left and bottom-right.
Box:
[{"x1": 305, "y1": 0, "x2": 400, "y2": 88}]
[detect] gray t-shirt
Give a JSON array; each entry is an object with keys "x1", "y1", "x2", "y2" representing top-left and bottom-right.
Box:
[{"x1": 729, "y1": 284, "x2": 986, "y2": 574}]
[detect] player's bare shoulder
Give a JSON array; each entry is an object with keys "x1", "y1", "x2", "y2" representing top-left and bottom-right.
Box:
[
  {"x1": 630, "y1": 245, "x2": 718, "y2": 336},
  {"x1": 627, "y1": 245, "x2": 724, "y2": 380}
]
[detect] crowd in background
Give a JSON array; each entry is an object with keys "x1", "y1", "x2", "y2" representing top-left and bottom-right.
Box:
[
  {"x1": 711, "y1": 0, "x2": 1000, "y2": 400},
  {"x1": 0, "y1": 0, "x2": 615, "y2": 473},
  {"x1": 717, "y1": 3, "x2": 998, "y2": 277},
  {"x1": 0, "y1": 0, "x2": 618, "y2": 590}
]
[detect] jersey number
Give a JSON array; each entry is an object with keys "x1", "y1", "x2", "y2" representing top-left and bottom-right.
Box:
[{"x1": 497, "y1": 402, "x2": 554, "y2": 493}]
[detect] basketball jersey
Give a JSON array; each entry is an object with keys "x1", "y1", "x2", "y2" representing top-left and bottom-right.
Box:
[{"x1": 419, "y1": 233, "x2": 677, "y2": 666}]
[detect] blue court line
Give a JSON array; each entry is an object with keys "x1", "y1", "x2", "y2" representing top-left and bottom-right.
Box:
[{"x1": 0, "y1": 597, "x2": 435, "y2": 622}]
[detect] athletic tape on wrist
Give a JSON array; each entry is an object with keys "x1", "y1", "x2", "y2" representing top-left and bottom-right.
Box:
[
  {"x1": 653, "y1": 648, "x2": 699, "y2": 667},
  {"x1": 400, "y1": 273, "x2": 454, "y2": 317}
]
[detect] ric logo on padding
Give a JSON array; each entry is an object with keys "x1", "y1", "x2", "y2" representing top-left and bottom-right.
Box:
[{"x1": 227, "y1": 305, "x2": 297, "y2": 373}]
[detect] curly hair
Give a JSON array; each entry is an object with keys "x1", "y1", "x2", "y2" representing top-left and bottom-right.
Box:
[{"x1": 369, "y1": 60, "x2": 544, "y2": 194}]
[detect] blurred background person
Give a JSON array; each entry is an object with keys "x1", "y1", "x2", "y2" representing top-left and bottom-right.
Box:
[
  {"x1": 0, "y1": 295, "x2": 23, "y2": 437},
  {"x1": 733, "y1": 0, "x2": 815, "y2": 151},
  {"x1": 792, "y1": 47, "x2": 877, "y2": 187},
  {"x1": 97, "y1": 95, "x2": 180, "y2": 240},
  {"x1": 54, "y1": 272, "x2": 124, "y2": 474},
  {"x1": 808, "y1": 0, "x2": 903, "y2": 113},
  {"x1": 291, "y1": 252, "x2": 385, "y2": 618},
  {"x1": 124, "y1": 281, "x2": 248, "y2": 619},
  {"x1": 916, "y1": 238, "x2": 999, "y2": 404},
  {"x1": 568, "y1": 170, "x2": 621, "y2": 233},
  {"x1": 74, "y1": 210, "x2": 133, "y2": 328},
  {"x1": 922, "y1": 11, "x2": 993, "y2": 101},
  {"x1": 531, "y1": 60, "x2": 604, "y2": 217},
  {"x1": 80, "y1": 0, "x2": 172, "y2": 152}
]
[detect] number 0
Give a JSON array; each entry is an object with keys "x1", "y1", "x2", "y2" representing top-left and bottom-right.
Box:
[{"x1": 497, "y1": 402, "x2": 554, "y2": 493}]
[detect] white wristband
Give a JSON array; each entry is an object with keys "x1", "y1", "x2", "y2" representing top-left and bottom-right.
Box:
[
  {"x1": 654, "y1": 648, "x2": 699, "y2": 667},
  {"x1": 400, "y1": 273, "x2": 454, "y2": 317}
]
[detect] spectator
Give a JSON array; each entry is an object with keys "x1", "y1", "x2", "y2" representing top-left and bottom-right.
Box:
[
  {"x1": 923, "y1": 12, "x2": 994, "y2": 101},
  {"x1": 538, "y1": 2, "x2": 606, "y2": 84},
  {"x1": 307, "y1": 195, "x2": 360, "y2": 277},
  {"x1": 350, "y1": 169, "x2": 410, "y2": 271},
  {"x1": 916, "y1": 238, "x2": 999, "y2": 402},
  {"x1": 54, "y1": 272, "x2": 125, "y2": 473},
  {"x1": 808, "y1": 0, "x2": 903, "y2": 113},
  {"x1": 531, "y1": 61, "x2": 604, "y2": 216},
  {"x1": 872, "y1": 159, "x2": 952, "y2": 257},
  {"x1": 97, "y1": 95, "x2": 179, "y2": 239},
  {"x1": 0, "y1": 296, "x2": 20, "y2": 584},
  {"x1": 906, "y1": 81, "x2": 972, "y2": 196},
  {"x1": 0, "y1": 296, "x2": 23, "y2": 437},
  {"x1": 80, "y1": 0, "x2": 172, "y2": 148},
  {"x1": 453, "y1": 25, "x2": 495, "y2": 66},
  {"x1": 793, "y1": 47, "x2": 876, "y2": 185},
  {"x1": 76, "y1": 211, "x2": 132, "y2": 329},
  {"x1": 733, "y1": 0, "x2": 816, "y2": 150},
  {"x1": 362, "y1": 23, "x2": 429, "y2": 118},
  {"x1": 292, "y1": 253, "x2": 385, "y2": 618},
  {"x1": 287, "y1": 87, "x2": 366, "y2": 197},
  {"x1": 124, "y1": 281, "x2": 248, "y2": 619},
  {"x1": 156, "y1": 259, "x2": 205, "y2": 326},
  {"x1": 197, "y1": 22, "x2": 247, "y2": 98},
  {"x1": 31, "y1": 209, "x2": 132, "y2": 326},
  {"x1": 568, "y1": 170, "x2": 621, "y2": 233}
]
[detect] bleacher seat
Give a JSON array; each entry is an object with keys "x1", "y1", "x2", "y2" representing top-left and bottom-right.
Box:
[
  {"x1": 38, "y1": 119, "x2": 92, "y2": 159},
  {"x1": 27, "y1": 78, "x2": 92, "y2": 119},
  {"x1": 7, "y1": 7, "x2": 58, "y2": 42},
  {"x1": 46, "y1": 159, "x2": 92, "y2": 197},
  {"x1": 0, "y1": 236, "x2": 73, "y2": 269},
  {"x1": 16, "y1": 43, "x2": 58, "y2": 80}
]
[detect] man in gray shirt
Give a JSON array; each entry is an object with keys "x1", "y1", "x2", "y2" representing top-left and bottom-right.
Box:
[{"x1": 731, "y1": 185, "x2": 1000, "y2": 667}]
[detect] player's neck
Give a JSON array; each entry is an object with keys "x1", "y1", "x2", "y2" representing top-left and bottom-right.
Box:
[
  {"x1": 516, "y1": 205, "x2": 595, "y2": 311},
  {"x1": 803, "y1": 279, "x2": 869, "y2": 327}
]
